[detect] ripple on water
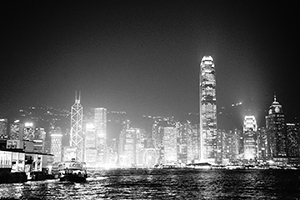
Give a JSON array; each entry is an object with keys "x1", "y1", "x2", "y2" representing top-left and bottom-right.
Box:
[{"x1": 1, "y1": 169, "x2": 300, "y2": 199}]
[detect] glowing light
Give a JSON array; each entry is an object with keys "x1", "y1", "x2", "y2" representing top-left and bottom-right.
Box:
[
  {"x1": 243, "y1": 116, "x2": 257, "y2": 132},
  {"x1": 198, "y1": 165, "x2": 211, "y2": 170},
  {"x1": 103, "y1": 163, "x2": 115, "y2": 170},
  {"x1": 201, "y1": 55, "x2": 213, "y2": 62},
  {"x1": 47, "y1": 165, "x2": 53, "y2": 173},
  {"x1": 267, "y1": 160, "x2": 275, "y2": 165},
  {"x1": 24, "y1": 122, "x2": 33, "y2": 127},
  {"x1": 51, "y1": 133, "x2": 63, "y2": 137},
  {"x1": 244, "y1": 149, "x2": 256, "y2": 160},
  {"x1": 86, "y1": 123, "x2": 95, "y2": 130}
]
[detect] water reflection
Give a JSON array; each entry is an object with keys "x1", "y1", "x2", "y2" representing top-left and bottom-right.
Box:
[{"x1": 0, "y1": 169, "x2": 300, "y2": 199}]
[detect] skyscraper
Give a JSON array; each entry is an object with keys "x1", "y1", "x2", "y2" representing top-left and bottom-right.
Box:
[
  {"x1": 265, "y1": 95, "x2": 287, "y2": 159},
  {"x1": 177, "y1": 122, "x2": 188, "y2": 164},
  {"x1": 50, "y1": 127, "x2": 63, "y2": 162},
  {"x1": 243, "y1": 115, "x2": 257, "y2": 160},
  {"x1": 163, "y1": 126, "x2": 177, "y2": 165},
  {"x1": 220, "y1": 129, "x2": 240, "y2": 163},
  {"x1": 84, "y1": 123, "x2": 97, "y2": 167},
  {"x1": 0, "y1": 119, "x2": 8, "y2": 140},
  {"x1": 286, "y1": 123, "x2": 300, "y2": 158},
  {"x1": 186, "y1": 122, "x2": 200, "y2": 163},
  {"x1": 118, "y1": 127, "x2": 136, "y2": 167},
  {"x1": 199, "y1": 55, "x2": 217, "y2": 163},
  {"x1": 70, "y1": 91, "x2": 84, "y2": 161},
  {"x1": 257, "y1": 127, "x2": 268, "y2": 161},
  {"x1": 94, "y1": 107, "x2": 107, "y2": 165}
]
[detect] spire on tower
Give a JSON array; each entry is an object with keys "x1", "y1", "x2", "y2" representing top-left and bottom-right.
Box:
[
  {"x1": 272, "y1": 91, "x2": 277, "y2": 102},
  {"x1": 75, "y1": 90, "x2": 81, "y2": 104},
  {"x1": 78, "y1": 91, "x2": 81, "y2": 103}
]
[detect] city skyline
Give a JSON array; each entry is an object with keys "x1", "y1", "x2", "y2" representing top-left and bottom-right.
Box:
[
  {"x1": 1, "y1": 2, "x2": 300, "y2": 197},
  {"x1": 1, "y1": 92, "x2": 297, "y2": 132},
  {"x1": 1, "y1": 1, "x2": 299, "y2": 125}
]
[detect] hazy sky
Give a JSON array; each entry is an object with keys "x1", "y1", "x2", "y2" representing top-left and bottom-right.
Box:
[{"x1": 1, "y1": 1, "x2": 298, "y2": 125}]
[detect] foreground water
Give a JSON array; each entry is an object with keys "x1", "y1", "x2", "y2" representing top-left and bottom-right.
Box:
[{"x1": 1, "y1": 169, "x2": 300, "y2": 199}]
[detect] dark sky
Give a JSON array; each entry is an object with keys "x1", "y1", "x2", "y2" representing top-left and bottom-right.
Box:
[{"x1": 1, "y1": 1, "x2": 299, "y2": 126}]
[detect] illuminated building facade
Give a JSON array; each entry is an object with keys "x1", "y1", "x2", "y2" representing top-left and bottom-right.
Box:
[
  {"x1": 265, "y1": 96, "x2": 287, "y2": 158},
  {"x1": 50, "y1": 127, "x2": 63, "y2": 162},
  {"x1": 177, "y1": 123, "x2": 188, "y2": 164},
  {"x1": 118, "y1": 127, "x2": 136, "y2": 167},
  {"x1": 106, "y1": 138, "x2": 118, "y2": 167},
  {"x1": 286, "y1": 123, "x2": 300, "y2": 157},
  {"x1": 70, "y1": 91, "x2": 84, "y2": 161},
  {"x1": 257, "y1": 127, "x2": 268, "y2": 161},
  {"x1": 9, "y1": 120, "x2": 22, "y2": 140},
  {"x1": 219, "y1": 129, "x2": 240, "y2": 163},
  {"x1": 118, "y1": 125, "x2": 146, "y2": 167},
  {"x1": 17, "y1": 106, "x2": 70, "y2": 154},
  {"x1": 143, "y1": 148, "x2": 158, "y2": 167},
  {"x1": 94, "y1": 107, "x2": 107, "y2": 165},
  {"x1": 243, "y1": 116, "x2": 257, "y2": 160},
  {"x1": 33, "y1": 127, "x2": 46, "y2": 153},
  {"x1": 0, "y1": 119, "x2": 8, "y2": 140},
  {"x1": 163, "y1": 126, "x2": 177, "y2": 164},
  {"x1": 63, "y1": 146, "x2": 77, "y2": 162},
  {"x1": 199, "y1": 55, "x2": 217, "y2": 163},
  {"x1": 23, "y1": 122, "x2": 34, "y2": 141},
  {"x1": 186, "y1": 123, "x2": 200, "y2": 163},
  {"x1": 135, "y1": 128, "x2": 146, "y2": 167},
  {"x1": 151, "y1": 116, "x2": 176, "y2": 164},
  {"x1": 85, "y1": 123, "x2": 97, "y2": 167},
  {"x1": 152, "y1": 121, "x2": 162, "y2": 163},
  {"x1": 230, "y1": 129, "x2": 241, "y2": 161}
]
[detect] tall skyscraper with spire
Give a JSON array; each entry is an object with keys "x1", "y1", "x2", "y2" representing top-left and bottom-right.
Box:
[
  {"x1": 199, "y1": 56, "x2": 218, "y2": 163},
  {"x1": 70, "y1": 91, "x2": 84, "y2": 161},
  {"x1": 265, "y1": 95, "x2": 287, "y2": 159}
]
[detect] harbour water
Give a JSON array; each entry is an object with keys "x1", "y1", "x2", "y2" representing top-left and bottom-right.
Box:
[{"x1": 1, "y1": 168, "x2": 300, "y2": 199}]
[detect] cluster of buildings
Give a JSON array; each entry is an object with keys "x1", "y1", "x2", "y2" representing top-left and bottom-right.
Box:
[
  {"x1": 0, "y1": 119, "x2": 53, "y2": 179},
  {"x1": 199, "y1": 56, "x2": 300, "y2": 166},
  {"x1": 220, "y1": 97, "x2": 300, "y2": 166},
  {"x1": 1, "y1": 55, "x2": 300, "y2": 172},
  {"x1": 50, "y1": 91, "x2": 300, "y2": 168}
]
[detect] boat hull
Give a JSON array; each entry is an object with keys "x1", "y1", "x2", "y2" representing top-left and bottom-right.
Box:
[{"x1": 60, "y1": 174, "x2": 87, "y2": 182}]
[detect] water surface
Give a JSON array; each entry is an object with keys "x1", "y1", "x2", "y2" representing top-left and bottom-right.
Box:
[{"x1": 1, "y1": 169, "x2": 300, "y2": 199}]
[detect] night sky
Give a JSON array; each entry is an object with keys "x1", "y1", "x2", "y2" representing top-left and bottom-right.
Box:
[{"x1": 1, "y1": 1, "x2": 298, "y2": 127}]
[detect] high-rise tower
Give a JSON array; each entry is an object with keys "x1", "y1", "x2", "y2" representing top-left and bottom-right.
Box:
[
  {"x1": 199, "y1": 55, "x2": 217, "y2": 163},
  {"x1": 265, "y1": 95, "x2": 286, "y2": 158},
  {"x1": 243, "y1": 115, "x2": 257, "y2": 160},
  {"x1": 70, "y1": 91, "x2": 84, "y2": 161},
  {"x1": 85, "y1": 123, "x2": 97, "y2": 167},
  {"x1": 50, "y1": 127, "x2": 63, "y2": 162},
  {"x1": 94, "y1": 107, "x2": 107, "y2": 166}
]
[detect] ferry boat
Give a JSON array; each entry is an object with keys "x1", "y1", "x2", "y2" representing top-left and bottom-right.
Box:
[
  {"x1": 51, "y1": 159, "x2": 87, "y2": 182},
  {"x1": 186, "y1": 162, "x2": 212, "y2": 169},
  {"x1": 225, "y1": 165, "x2": 246, "y2": 170}
]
